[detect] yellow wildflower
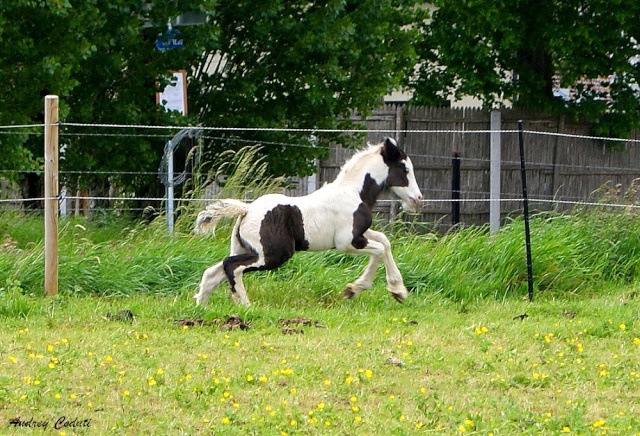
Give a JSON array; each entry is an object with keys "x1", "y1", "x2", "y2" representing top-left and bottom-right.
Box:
[{"x1": 593, "y1": 419, "x2": 605, "y2": 428}]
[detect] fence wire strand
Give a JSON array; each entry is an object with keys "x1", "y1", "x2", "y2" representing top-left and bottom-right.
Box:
[
  {"x1": 56, "y1": 122, "x2": 640, "y2": 145},
  {"x1": 1, "y1": 121, "x2": 639, "y2": 222},
  {"x1": 3, "y1": 196, "x2": 638, "y2": 211}
]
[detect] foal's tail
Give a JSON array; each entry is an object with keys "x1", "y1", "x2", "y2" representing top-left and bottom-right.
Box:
[{"x1": 194, "y1": 199, "x2": 250, "y2": 235}]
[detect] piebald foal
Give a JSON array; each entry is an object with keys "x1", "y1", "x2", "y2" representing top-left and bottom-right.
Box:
[{"x1": 194, "y1": 137, "x2": 423, "y2": 306}]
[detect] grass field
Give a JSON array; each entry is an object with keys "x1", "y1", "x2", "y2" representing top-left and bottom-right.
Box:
[{"x1": 0, "y1": 211, "x2": 639, "y2": 434}]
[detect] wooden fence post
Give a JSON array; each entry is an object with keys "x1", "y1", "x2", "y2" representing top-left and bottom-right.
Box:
[
  {"x1": 44, "y1": 95, "x2": 59, "y2": 296},
  {"x1": 394, "y1": 103, "x2": 405, "y2": 146},
  {"x1": 551, "y1": 115, "x2": 565, "y2": 207}
]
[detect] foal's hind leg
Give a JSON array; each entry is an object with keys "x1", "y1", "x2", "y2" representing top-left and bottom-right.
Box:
[
  {"x1": 194, "y1": 253, "x2": 257, "y2": 306},
  {"x1": 222, "y1": 246, "x2": 297, "y2": 306},
  {"x1": 194, "y1": 261, "x2": 226, "y2": 305},
  {"x1": 194, "y1": 218, "x2": 249, "y2": 306},
  {"x1": 222, "y1": 253, "x2": 261, "y2": 306}
]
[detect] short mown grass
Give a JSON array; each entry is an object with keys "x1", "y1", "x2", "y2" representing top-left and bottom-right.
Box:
[{"x1": 0, "y1": 211, "x2": 639, "y2": 434}]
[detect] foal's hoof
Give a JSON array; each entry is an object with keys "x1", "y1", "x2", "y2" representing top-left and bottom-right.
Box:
[
  {"x1": 391, "y1": 292, "x2": 406, "y2": 303},
  {"x1": 194, "y1": 293, "x2": 208, "y2": 306},
  {"x1": 342, "y1": 285, "x2": 357, "y2": 300}
]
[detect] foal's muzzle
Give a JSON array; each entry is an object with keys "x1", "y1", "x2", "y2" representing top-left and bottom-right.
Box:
[{"x1": 401, "y1": 195, "x2": 423, "y2": 213}]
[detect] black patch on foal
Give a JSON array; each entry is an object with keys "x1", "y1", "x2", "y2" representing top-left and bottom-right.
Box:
[
  {"x1": 351, "y1": 203, "x2": 372, "y2": 249},
  {"x1": 222, "y1": 205, "x2": 308, "y2": 293},
  {"x1": 260, "y1": 205, "x2": 309, "y2": 269},
  {"x1": 351, "y1": 174, "x2": 383, "y2": 249},
  {"x1": 380, "y1": 137, "x2": 410, "y2": 188},
  {"x1": 385, "y1": 160, "x2": 410, "y2": 188},
  {"x1": 350, "y1": 141, "x2": 410, "y2": 250},
  {"x1": 381, "y1": 137, "x2": 407, "y2": 164},
  {"x1": 223, "y1": 252, "x2": 259, "y2": 292}
]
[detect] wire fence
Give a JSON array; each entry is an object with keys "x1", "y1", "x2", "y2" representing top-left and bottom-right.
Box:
[{"x1": 1, "y1": 118, "x2": 639, "y2": 232}]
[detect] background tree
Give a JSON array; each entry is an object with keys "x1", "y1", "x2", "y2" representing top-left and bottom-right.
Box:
[
  {"x1": 181, "y1": 0, "x2": 422, "y2": 176},
  {"x1": 0, "y1": 0, "x2": 89, "y2": 176},
  {"x1": 1, "y1": 0, "x2": 423, "y2": 207},
  {"x1": 0, "y1": 0, "x2": 201, "y2": 204},
  {"x1": 410, "y1": 0, "x2": 640, "y2": 138}
]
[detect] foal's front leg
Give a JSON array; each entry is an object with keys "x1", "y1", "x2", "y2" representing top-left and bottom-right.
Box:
[
  {"x1": 340, "y1": 229, "x2": 408, "y2": 302},
  {"x1": 342, "y1": 250, "x2": 381, "y2": 300},
  {"x1": 366, "y1": 229, "x2": 408, "y2": 302}
]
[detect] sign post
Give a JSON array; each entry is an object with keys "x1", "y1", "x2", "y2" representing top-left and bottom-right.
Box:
[
  {"x1": 156, "y1": 70, "x2": 188, "y2": 115},
  {"x1": 155, "y1": 26, "x2": 184, "y2": 51},
  {"x1": 155, "y1": 25, "x2": 188, "y2": 234}
]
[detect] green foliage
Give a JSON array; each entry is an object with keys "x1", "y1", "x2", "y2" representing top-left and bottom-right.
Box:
[
  {"x1": 411, "y1": 0, "x2": 640, "y2": 137},
  {"x1": 0, "y1": 279, "x2": 33, "y2": 318},
  {"x1": 0, "y1": 0, "x2": 192, "y2": 195},
  {"x1": 186, "y1": 0, "x2": 423, "y2": 175},
  {"x1": 0, "y1": 0, "x2": 423, "y2": 195}
]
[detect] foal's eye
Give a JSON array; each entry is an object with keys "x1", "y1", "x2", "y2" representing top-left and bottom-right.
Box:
[{"x1": 403, "y1": 166, "x2": 409, "y2": 174}]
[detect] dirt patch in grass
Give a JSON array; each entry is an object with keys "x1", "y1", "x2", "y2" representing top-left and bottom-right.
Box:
[{"x1": 174, "y1": 314, "x2": 251, "y2": 331}]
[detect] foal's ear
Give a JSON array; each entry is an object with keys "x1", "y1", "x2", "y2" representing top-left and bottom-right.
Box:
[{"x1": 381, "y1": 137, "x2": 404, "y2": 163}]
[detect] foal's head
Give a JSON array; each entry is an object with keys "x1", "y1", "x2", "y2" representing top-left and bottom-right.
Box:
[
  {"x1": 379, "y1": 138, "x2": 423, "y2": 212},
  {"x1": 335, "y1": 137, "x2": 423, "y2": 212}
]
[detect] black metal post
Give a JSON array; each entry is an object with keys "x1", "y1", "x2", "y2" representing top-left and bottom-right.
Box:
[
  {"x1": 452, "y1": 151, "x2": 461, "y2": 226},
  {"x1": 518, "y1": 121, "x2": 534, "y2": 302}
]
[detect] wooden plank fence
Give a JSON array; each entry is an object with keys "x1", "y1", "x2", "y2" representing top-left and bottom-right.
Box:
[{"x1": 310, "y1": 105, "x2": 640, "y2": 231}]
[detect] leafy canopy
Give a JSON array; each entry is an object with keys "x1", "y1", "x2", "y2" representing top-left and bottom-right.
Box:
[
  {"x1": 0, "y1": 0, "x2": 422, "y2": 197},
  {"x1": 410, "y1": 0, "x2": 640, "y2": 137}
]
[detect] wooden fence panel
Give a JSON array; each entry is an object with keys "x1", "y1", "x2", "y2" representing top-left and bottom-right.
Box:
[{"x1": 314, "y1": 106, "x2": 640, "y2": 230}]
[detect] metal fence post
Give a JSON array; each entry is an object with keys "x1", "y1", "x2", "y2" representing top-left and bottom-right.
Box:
[{"x1": 490, "y1": 109, "x2": 501, "y2": 235}]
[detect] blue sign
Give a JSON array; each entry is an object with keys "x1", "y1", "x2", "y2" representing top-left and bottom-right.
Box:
[{"x1": 156, "y1": 28, "x2": 184, "y2": 51}]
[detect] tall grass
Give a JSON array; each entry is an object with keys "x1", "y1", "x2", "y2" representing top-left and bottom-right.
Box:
[
  {"x1": 0, "y1": 208, "x2": 638, "y2": 304},
  {"x1": 173, "y1": 145, "x2": 286, "y2": 235},
  {"x1": 398, "y1": 211, "x2": 639, "y2": 301}
]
